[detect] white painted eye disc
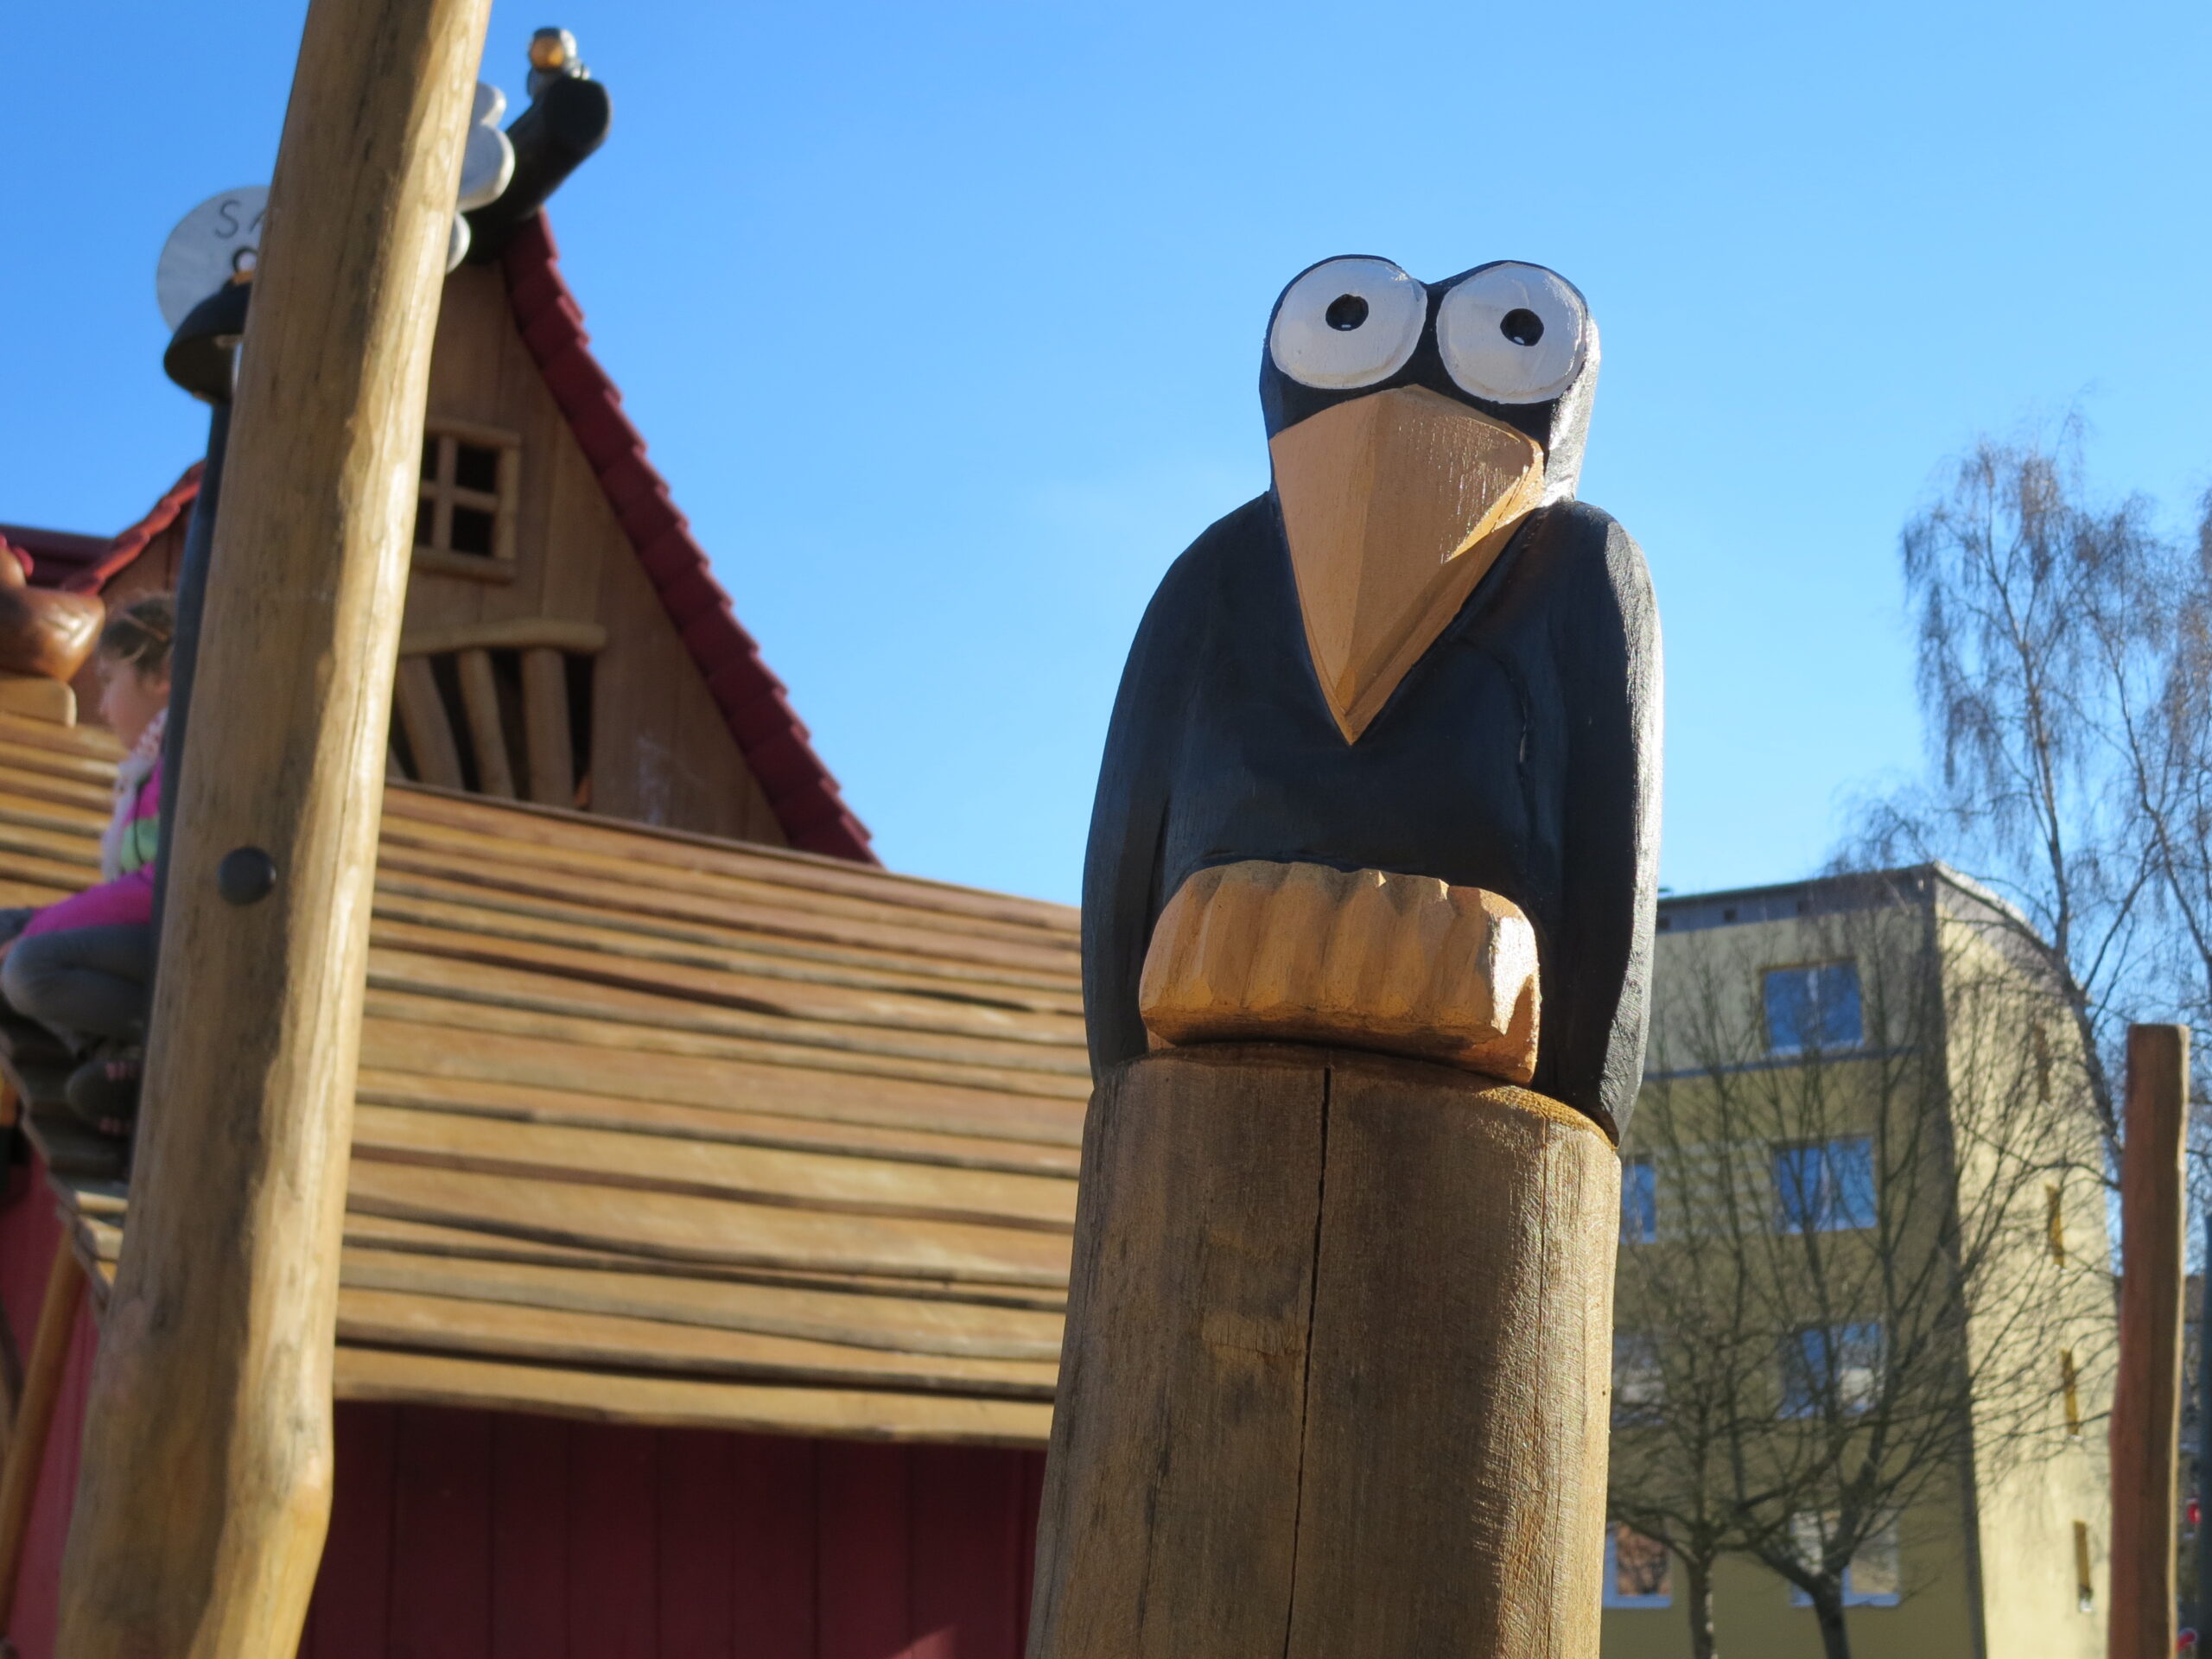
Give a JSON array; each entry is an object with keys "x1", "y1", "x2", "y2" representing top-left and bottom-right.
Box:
[
  {"x1": 1268, "y1": 257, "x2": 1426, "y2": 391},
  {"x1": 1435, "y1": 263, "x2": 1588, "y2": 404}
]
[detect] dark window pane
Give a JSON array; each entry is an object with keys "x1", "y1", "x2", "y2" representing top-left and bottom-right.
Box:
[
  {"x1": 1621, "y1": 1158, "x2": 1657, "y2": 1244},
  {"x1": 1818, "y1": 961, "x2": 1864, "y2": 1046},
  {"x1": 1781, "y1": 1322, "x2": 1882, "y2": 1418},
  {"x1": 1831, "y1": 1137, "x2": 1876, "y2": 1229},
  {"x1": 421, "y1": 435, "x2": 441, "y2": 481},
  {"x1": 450, "y1": 505, "x2": 496, "y2": 556},
  {"x1": 454, "y1": 442, "x2": 500, "y2": 493},
  {"x1": 413, "y1": 496, "x2": 434, "y2": 548},
  {"x1": 1764, "y1": 967, "x2": 1815, "y2": 1052},
  {"x1": 1773, "y1": 1144, "x2": 1821, "y2": 1232},
  {"x1": 1781, "y1": 1327, "x2": 1826, "y2": 1416},
  {"x1": 1773, "y1": 1138, "x2": 1877, "y2": 1233}
]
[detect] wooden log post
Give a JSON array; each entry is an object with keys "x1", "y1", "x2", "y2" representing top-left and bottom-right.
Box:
[
  {"x1": 0, "y1": 1240, "x2": 86, "y2": 1638},
  {"x1": 2111, "y1": 1023, "x2": 2189, "y2": 1659},
  {"x1": 52, "y1": 1, "x2": 490, "y2": 1651},
  {"x1": 1029, "y1": 1044, "x2": 1619, "y2": 1658}
]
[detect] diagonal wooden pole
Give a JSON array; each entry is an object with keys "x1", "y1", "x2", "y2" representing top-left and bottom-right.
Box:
[{"x1": 53, "y1": 0, "x2": 489, "y2": 1650}]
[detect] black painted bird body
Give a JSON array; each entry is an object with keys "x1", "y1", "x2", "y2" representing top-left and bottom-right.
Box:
[{"x1": 1082, "y1": 257, "x2": 1662, "y2": 1136}]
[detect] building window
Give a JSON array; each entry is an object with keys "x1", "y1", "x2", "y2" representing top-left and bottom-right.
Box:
[
  {"x1": 416, "y1": 420, "x2": 520, "y2": 580},
  {"x1": 1605, "y1": 1523, "x2": 1672, "y2": 1608},
  {"x1": 1622, "y1": 1156, "x2": 1657, "y2": 1244},
  {"x1": 1781, "y1": 1322, "x2": 1882, "y2": 1418},
  {"x1": 2073, "y1": 1520, "x2": 2094, "y2": 1612},
  {"x1": 2060, "y1": 1349, "x2": 2082, "y2": 1436},
  {"x1": 2046, "y1": 1183, "x2": 2067, "y2": 1263},
  {"x1": 1772, "y1": 1137, "x2": 1876, "y2": 1233},
  {"x1": 1764, "y1": 960, "x2": 1863, "y2": 1054},
  {"x1": 1789, "y1": 1516, "x2": 1900, "y2": 1607},
  {"x1": 1613, "y1": 1332, "x2": 1664, "y2": 1426}
]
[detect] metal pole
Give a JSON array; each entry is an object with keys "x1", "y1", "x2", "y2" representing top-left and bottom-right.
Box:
[{"x1": 153, "y1": 397, "x2": 231, "y2": 937}]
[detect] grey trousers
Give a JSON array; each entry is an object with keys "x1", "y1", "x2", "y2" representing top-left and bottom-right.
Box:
[{"x1": 0, "y1": 922, "x2": 154, "y2": 1052}]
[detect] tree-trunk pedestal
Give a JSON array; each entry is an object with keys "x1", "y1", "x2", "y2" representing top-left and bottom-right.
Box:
[{"x1": 1027, "y1": 1043, "x2": 1619, "y2": 1659}]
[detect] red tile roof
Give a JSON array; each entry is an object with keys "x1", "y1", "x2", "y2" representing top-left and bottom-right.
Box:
[
  {"x1": 53, "y1": 465, "x2": 203, "y2": 595},
  {"x1": 20, "y1": 218, "x2": 876, "y2": 864},
  {"x1": 0, "y1": 521, "x2": 117, "y2": 588}
]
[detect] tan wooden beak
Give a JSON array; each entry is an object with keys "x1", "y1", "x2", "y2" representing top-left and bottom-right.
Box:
[{"x1": 1270, "y1": 385, "x2": 1545, "y2": 742}]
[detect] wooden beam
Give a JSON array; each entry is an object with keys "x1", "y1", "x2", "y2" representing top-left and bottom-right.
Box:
[
  {"x1": 0, "y1": 1240, "x2": 85, "y2": 1638},
  {"x1": 520, "y1": 646, "x2": 575, "y2": 806},
  {"x1": 394, "y1": 657, "x2": 464, "y2": 791},
  {"x1": 52, "y1": 0, "x2": 491, "y2": 1651},
  {"x1": 2110, "y1": 1022, "x2": 2188, "y2": 1659},
  {"x1": 454, "y1": 647, "x2": 517, "y2": 798},
  {"x1": 400, "y1": 618, "x2": 607, "y2": 657}
]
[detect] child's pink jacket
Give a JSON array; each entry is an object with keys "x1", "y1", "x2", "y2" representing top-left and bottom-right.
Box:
[{"x1": 22, "y1": 754, "x2": 161, "y2": 938}]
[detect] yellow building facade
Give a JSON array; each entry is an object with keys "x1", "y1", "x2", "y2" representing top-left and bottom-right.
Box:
[{"x1": 1600, "y1": 868, "x2": 2113, "y2": 1658}]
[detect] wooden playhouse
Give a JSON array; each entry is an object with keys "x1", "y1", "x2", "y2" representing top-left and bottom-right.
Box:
[{"x1": 0, "y1": 207, "x2": 1079, "y2": 1656}]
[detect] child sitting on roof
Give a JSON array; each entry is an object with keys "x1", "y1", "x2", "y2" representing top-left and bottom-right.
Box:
[{"x1": 0, "y1": 595, "x2": 171, "y2": 1135}]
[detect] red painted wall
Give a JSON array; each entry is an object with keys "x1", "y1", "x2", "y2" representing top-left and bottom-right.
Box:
[
  {"x1": 1, "y1": 1156, "x2": 1047, "y2": 1659},
  {"x1": 298, "y1": 1409, "x2": 1046, "y2": 1659}
]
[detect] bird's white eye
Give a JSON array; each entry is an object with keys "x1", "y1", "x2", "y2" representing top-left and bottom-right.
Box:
[
  {"x1": 1435, "y1": 264, "x2": 1589, "y2": 404},
  {"x1": 1268, "y1": 257, "x2": 1427, "y2": 391}
]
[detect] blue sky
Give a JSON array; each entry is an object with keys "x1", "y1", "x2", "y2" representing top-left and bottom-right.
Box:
[{"x1": 7, "y1": 2, "x2": 2210, "y2": 905}]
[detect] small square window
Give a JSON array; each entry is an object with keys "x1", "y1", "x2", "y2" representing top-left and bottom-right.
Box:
[
  {"x1": 449, "y1": 505, "x2": 497, "y2": 556},
  {"x1": 453, "y1": 440, "x2": 502, "y2": 493},
  {"x1": 1764, "y1": 961, "x2": 1863, "y2": 1055},
  {"x1": 1773, "y1": 1137, "x2": 1875, "y2": 1233},
  {"x1": 1788, "y1": 1516, "x2": 1900, "y2": 1607},
  {"x1": 1613, "y1": 1333, "x2": 1664, "y2": 1426},
  {"x1": 416, "y1": 422, "x2": 520, "y2": 579},
  {"x1": 1605, "y1": 1523, "x2": 1672, "y2": 1607},
  {"x1": 1781, "y1": 1322, "x2": 1882, "y2": 1418},
  {"x1": 1621, "y1": 1156, "x2": 1657, "y2": 1244}
]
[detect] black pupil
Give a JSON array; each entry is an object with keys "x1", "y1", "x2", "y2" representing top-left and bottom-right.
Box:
[
  {"x1": 1325, "y1": 294, "x2": 1369, "y2": 331},
  {"x1": 1499, "y1": 308, "x2": 1544, "y2": 346}
]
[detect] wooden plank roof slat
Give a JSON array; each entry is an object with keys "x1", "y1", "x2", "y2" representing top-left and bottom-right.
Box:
[
  {"x1": 367, "y1": 945, "x2": 1090, "y2": 1075},
  {"x1": 332, "y1": 1347, "x2": 1054, "y2": 1448},
  {"x1": 357, "y1": 1018, "x2": 1086, "y2": 1143},
  {"x1": 354, "y1": 1068, "x2": 1083, "y2": 1177},
  {"x1": 383, "y1": 785, "x2": 1078, "y2": 934},
  {"x1": 372, "y1": 877, "x2": 1085, "y2": 1008},
  {"x1": 370, "y1": 915, "x2": 1089, "y2": 1046},
  {"x1": 349, "y1": 1103, "x2": 1077, "y2": 1233},
  {"x1": 362, "y1": 991, "x2": 1095, "y2": 1105},
  {"x1": 345, "y1": 1159, "x2": 1072, "y2": 1287},
  {"x1": 337, "y1": 1245, "x2": 1064, "y2": 1361},
  {"x1": 334, "y1": 1285, "x2": 1057, "y2": 1397}
]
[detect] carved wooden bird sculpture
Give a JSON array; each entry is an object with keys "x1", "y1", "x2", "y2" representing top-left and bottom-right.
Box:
[
  {"x1": 1083, "y1": 254, "x2": 1660, "y2": 1139},
  {"x1": 1030, "y1": 257, "x2": 1662, "y2": 1659}
]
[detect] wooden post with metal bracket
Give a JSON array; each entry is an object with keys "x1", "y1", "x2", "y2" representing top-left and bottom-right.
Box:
[{"x1": 52, "y1": 0, "x2": 490, "y2": 1649}]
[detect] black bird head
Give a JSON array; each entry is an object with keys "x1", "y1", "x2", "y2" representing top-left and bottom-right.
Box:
[{"x1": 1255, "y1": 257, "x2": 1600, "y2": 742}]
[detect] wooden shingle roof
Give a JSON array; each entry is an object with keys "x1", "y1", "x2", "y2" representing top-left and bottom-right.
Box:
[{"x1": 0, "y1": 715, "x2": 1078, "y2": 1447}]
